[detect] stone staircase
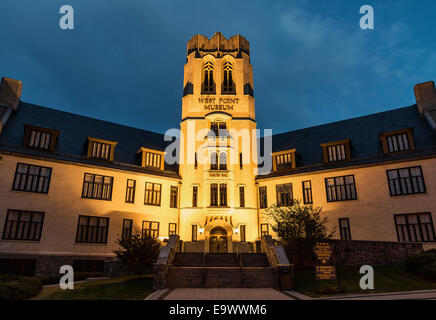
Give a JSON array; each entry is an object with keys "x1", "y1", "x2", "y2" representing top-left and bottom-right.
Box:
[{"x1": 165, "y1": 253, "x2": 279, "y2": 288}]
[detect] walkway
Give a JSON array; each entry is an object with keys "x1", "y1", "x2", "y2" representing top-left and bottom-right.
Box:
[{"x1": 146, "y1": 288, "x2": 295, "y2": 300}]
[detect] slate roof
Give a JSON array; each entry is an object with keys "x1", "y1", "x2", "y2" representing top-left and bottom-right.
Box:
[
  {"x1": 257, "y1": 105, "x2": 436, "y2": 178},
  {"x1": 0, "y1": 102, "x2": 180, "y2": 178}
]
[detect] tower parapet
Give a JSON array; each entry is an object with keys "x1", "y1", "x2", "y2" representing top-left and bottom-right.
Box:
[{"x1": 187, "y1": 32, "x2": 250, "y2": 57}]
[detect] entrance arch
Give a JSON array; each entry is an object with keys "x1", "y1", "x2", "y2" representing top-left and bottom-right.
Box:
[{"x1": 209, "y1": 227, "x2": 228, "y2": 253}]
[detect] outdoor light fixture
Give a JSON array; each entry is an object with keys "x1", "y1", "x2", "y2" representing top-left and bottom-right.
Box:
[
  {"x1": 233, "y1": 228, "x2": 239, "y2": 234},
  {"x1": 199, "y1": 227, "x2": 204, "y2": 234}
]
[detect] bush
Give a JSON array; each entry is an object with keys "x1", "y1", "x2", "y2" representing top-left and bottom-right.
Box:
[
  {"x1": 0, "y1": 274, "x2": 43, "y2": 300},
  {"x1": 405, "y1": 249, "x2": 436, "y2": 281},
  {"x1": 318, "y1": 286, "x2": 341, "y2": 295},
  {"x1": 41, "y1": 272, "x2": 104, "y2": 285}
]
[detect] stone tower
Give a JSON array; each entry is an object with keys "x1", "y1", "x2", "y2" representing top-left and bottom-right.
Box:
[{"x1": 178, "y1": 32, "x2": 259, "y2": 253}]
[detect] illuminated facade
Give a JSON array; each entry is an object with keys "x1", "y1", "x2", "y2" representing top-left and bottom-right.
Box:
[{"x1": 0, "y1": 33, "x2": 436, "y2": 277}]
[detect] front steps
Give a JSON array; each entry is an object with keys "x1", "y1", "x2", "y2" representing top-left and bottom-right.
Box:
[{"x1": 165, "y1": 253, "x2": 279, "y2": 288}]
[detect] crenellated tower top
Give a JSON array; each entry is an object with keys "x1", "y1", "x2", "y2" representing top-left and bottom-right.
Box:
[{"x1": 187, "y1": 32, "x2": 250, "y2": 58}]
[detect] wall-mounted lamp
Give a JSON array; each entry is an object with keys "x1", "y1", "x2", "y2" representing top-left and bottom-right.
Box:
[
  {"x1": 233, "y1": 228, "x2": 239, "y2": 234},
  {"x1": 199, "y1": 227, "x2": 204, "y2": 234}
]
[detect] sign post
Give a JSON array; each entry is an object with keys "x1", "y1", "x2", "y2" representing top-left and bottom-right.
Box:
[{"x1": 313, "y1": 241, "x2": 340, "y2": 293}]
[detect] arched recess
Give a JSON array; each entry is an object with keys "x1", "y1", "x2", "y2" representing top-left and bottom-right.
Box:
[
  {"x1": 202, "y1": 57, "x2": 216, "y2": 94},
  {"x1": 222, "y1": 59, "x2": 236, "y2": 94}
]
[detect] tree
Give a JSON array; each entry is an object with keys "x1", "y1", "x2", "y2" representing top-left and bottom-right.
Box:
[
  {"x1": 265, "y1": 200, "x2": 334, "y2": 268},
  {"x1": 114, "y1": 233, "x2": 161, "y2": 277}
]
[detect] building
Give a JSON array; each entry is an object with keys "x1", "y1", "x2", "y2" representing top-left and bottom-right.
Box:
[{"x1": 0, "y1": 32, "x2": 435, "y2": 278}]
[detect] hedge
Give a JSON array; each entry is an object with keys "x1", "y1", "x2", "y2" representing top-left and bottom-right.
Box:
[
  {"x1": 41, "y1": 272, "x2": 104, "y2": 285},
  {"x1": 0, "y1": 274, "x2": 43, "y2": 300},
  {"x1": 405, "y1": 249, "x2": 436, "y2": 281}
]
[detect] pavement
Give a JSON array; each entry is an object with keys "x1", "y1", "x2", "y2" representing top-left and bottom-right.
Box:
[{"x1": 146, "y1": 288, "x2": 436, "y2": 300}]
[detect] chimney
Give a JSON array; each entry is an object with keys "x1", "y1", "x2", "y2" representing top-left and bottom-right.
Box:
[
  {"x1": 0, "y1": 77, "x2": 23, "y2": 134},
  {"x1": 414, "y1": 81, "x2": 436, "y2": 130}
]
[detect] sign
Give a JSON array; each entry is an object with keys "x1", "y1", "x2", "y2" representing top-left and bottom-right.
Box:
[
  {"x1": 315, "y1": 265, "x2": 337, "y2": 280},
  {"x1": 314, "y1": 242, "x2": 333, "y2": 264},
  {"x1": 209, "y1": 172, "x2": 228, "y2": 177},
  {"x1": 199, "y1": 97, "x2": 240, "y2": 111},
  {"x1": 313, "y1": 242, "x2": 337, "y2": 281}
]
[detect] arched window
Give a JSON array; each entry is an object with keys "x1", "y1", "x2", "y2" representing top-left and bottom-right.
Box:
[
  {"x1": 222, "y1": 60, "x2": 235, "y2": 94},
  {"x1": 202, "y1": 61, "x2": 215, "y2": 94},
  {"x1": 219, "y1": 152, "x2": 227, "y2": 170},
  {"x1": 210, "y1": 152, "x2": 218, "y2": 170}
]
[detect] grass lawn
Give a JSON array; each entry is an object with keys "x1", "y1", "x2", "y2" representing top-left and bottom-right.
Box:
[
  {"x1": 294, "y1": 265, "x2": 436, "y2": 297},
  {"x1": 33, "y1": 275, "x2": 154, "y2": 300}
]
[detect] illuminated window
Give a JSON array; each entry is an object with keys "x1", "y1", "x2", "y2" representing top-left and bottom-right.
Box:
[
  {"x1": 144, "y1": 151, "x2": 162, "y2": 169},
  {"x1": 12, "y1": 163, "x2": 52, "y2": 194},
  {"x1": 169, "y1": 223, "x2": 177, "y2": 236},
  {"x1": 82, "y1": 173, "x2": 113, "y2": 201},
  {"x1": 125, "y1": 179, "x2": 136, "y2": 203},
  {"x1": 2, "y1": 210, "x2": 44, "y2": 241},
  {"x1": 387, "y1": 166, "x2": 426, "y2": 196},
  {"x1": 122, "y1": 219, "x2": 132, "y2": 239},
  {"x1": 76, "y1": 215, "x2": 109, "y2": 244},
  {"x1": 170, "y1": 186, "x2": 178, "y2": 208},
  {"x1": 275, "y1": 153, "x2": 293, "y2": 170},
  {"x1": 276, "y1": 183, "x2": 293, "y2": 207},
  {"x1": 23, "y1": 125, "x2": 58, "y2": 152},
  {"x1": 325, "y1": 175, "x2": 357, "y2": 202},
  {"x1": 142, "y1": 221, "x2": 159, "y2": 238},
  {"x1": 259, "y1": 186, "x2": 268, "y2": 209},
  {"x1": 144, "y1": 182, "x2": 161, "y2": 206},
  {"x1": 321, "y1": 140, "x2": 351, "y2": 164},
  {"x1": 395, "y1": 213, "x2": 435, "y2": 242},
  {"x1": 302, "y1": 180, "x2": 313, "y2": 204},
  {"x1": 339, "y1": 218, "x2": 351, "y2": 240},
  {"x1": 260, "y1": 223, "x2": 269, "y2": 237}
]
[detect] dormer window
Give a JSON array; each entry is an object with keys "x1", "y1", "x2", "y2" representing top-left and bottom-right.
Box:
[
  {"x1": 23, "y1": 124, "x2": 59, "y2": 152},
  {"x1": 137, "y1": 147, "x2": 165, "y2": 170},
  {"x1": 379, "y1": 128, "x2": 415, "y2": 154},
  {"x1": 272, "y1": 149, "x2": 296, "y2": 171},
  {"x1": 321, "y1": 140, "x2": 351, "y2": 164},
  {"x1": 87, "y1": 138, "x2": 117, "y2": 161}
]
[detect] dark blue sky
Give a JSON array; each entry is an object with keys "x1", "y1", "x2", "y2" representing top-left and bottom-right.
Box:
[{"x1": 1, "y1": 0, "x2": 435, "y2": 134}]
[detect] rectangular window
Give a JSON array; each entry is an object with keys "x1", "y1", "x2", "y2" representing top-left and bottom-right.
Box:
[
  {"x1": 142, "y1": 221, "x2": 159, "y2": 238},
  {"x1": 239, "y1": 153, "x2": 243, "y2": 170},
  {"x1": 302, "y1": 180, "x2": 313, "y2": 204},
  {"x1": 26, "y1": 128, "x2": 52, "y2": 150},
  {"x1": 82, "y1": 173, "x2": 113, "y2": 201},
  {"x1": 12, "y1": 163, "x2": 52, "y2": 194},
  {"x1": 169, "y1": 223, "x2": 177, "y2": 236},
  {"x1": 260, "y1": 223, "x2": 269, "y2": 237},
  {"x1": 194, "y1": 152, "x2": 198, "y2": 169},
  {"x1": 240, "y1": 225, "x2": 246, "y2": 242},
  {"x1": 387, "y1": 132, "x2": 411, "y2": 153},
  {"x1": 325, "y1": 175, "x2": 357, "y2": 202},
  {"x1": 192, "y1": 225, "x2": 197, "y2": 242},
  {"x1": 219, "y1": 183, "x2": 227, "y2": 206},
  {"x1": 192, "y1": 186, "x2": 198, "y2": 207},
  {"x1": 387, "y1": 166, "x2": 426, "y2": 196},
  {"x1": 339, "y1": 218, "x2": 351, "y2": 240},
  {"x1": 395, "y1": 213, "x2": 435, "y2": 242},
  {"x1": 275, "y1": 153, "x2": 293, "y2": 170},
  {"x1": 125, "y1": 179, "x2": 136, "y2": 203},
  {"x1": 144, "y1": 151, "x2": 162, "y2": 169},
  {"x1": 259, "y1": 186, "x2": 268, "y2": 209},
  {"x1": 90, "y1": 141, "x2": 112, "y2": 160},
  {"x1": 75, "y1": 215, "x2": 109, "y2": 244},
  {"x1": 144, "y1": 182, "x2": 161, "y2": 206},
  {"x1": 170, "y1": 186, "x2": 178, "y2": 208},
  {"x1": 122, "y1": 219, "x2": 132, "y2": 239},
  {"x1": 327, "y1": 144, "x2": 346, "y2": 162},
  {"x1": 239, "y1": 186, "x2": 245, "y2": 208},
  {"x1": 2, "y1": 210, "x2": 44, "y2": 241},
  {"x1": 210, "y1": 183, "x2": 218, "y2": 206},
  {"x1": 276, "y1": 183, "x2": 293, "y2": 207}
]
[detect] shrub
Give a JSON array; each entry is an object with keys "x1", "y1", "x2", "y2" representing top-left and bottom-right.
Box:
[
  {"x1": 405, "y1": 249, "x2": 436, "y2": 281},
  {"x1": 318, "y1": 286, "x2": 341, "y2": 294},
  {"x1": 0, "y1": 274, "x2": 43, "y2": 300}
]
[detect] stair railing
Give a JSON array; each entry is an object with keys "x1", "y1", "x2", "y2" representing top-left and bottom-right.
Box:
[{"x1": 152, "y1": 234, "x2": 180, "y2": 290}]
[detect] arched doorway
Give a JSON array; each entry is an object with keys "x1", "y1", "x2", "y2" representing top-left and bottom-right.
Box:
[{"x1": 209, "y1": 227, "x2": 228, "y2": 253}]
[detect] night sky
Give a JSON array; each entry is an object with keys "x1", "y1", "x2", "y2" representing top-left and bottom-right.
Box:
[{"x1": 1, "y1": 0, "x2": 435, "y2": 135}]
